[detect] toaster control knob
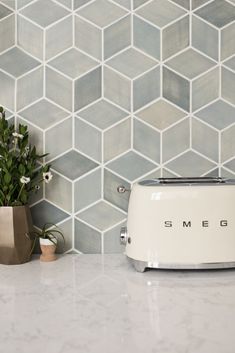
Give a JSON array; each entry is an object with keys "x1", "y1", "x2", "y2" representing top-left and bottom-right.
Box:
[{"x1": 120, "y1": 227, "x2": 128, "y2": 245}]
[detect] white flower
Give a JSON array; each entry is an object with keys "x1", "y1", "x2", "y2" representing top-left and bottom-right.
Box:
[
  {"x1": 23, "y1": 146, "x2": 30, "y2": 157},
  {"x1": 20, "y1": 176, "x2": 30, "y2": 184},
  {"x1": 12, "y1": 132, "x2": 23, "y2": 139},
  {"x1": 43, "y1": 171, "x2": 53, "y2": 184},
  {"x1": 35, "y1": 185, "x2": 40, "y2": 190}
]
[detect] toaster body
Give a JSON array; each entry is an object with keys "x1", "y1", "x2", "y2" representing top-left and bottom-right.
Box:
[{"x1": 120, "y1": 177, "x2": 235, "y2": 272}]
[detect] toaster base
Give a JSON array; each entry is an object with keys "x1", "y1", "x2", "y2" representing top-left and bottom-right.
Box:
[{"x1": 128, "y1": 257, "x2": 235, "y2": 272}]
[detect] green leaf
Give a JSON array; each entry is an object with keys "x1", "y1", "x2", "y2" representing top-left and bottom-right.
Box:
[
  {"x1": 19, "y1": 164, "x2": 26, "y2": 175},
  {"x1": 4, "y1": 173, "x2": 11, "y2": 184}
]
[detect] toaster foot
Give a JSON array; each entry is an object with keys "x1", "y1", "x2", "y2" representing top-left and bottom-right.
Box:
[{"x1": 132, "y1": 259, "x2": 147, "y2": 273}]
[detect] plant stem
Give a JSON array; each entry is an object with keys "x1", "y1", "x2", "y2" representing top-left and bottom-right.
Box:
[{"x1": 16, "y1": 184, "x2": 24, "y2": 202}]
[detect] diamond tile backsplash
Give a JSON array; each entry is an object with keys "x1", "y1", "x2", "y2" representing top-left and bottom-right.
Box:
[{"x1": 0, "y1": 0, "x2": 235, "y2": 253}]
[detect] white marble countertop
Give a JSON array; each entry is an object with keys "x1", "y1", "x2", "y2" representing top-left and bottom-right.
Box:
[{"x1": 1, "y1": 254, "x2": 235, "y2": 353}]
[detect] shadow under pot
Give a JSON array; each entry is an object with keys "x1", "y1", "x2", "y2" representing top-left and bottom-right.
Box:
[
  {"x1": 40, "y1": 238, "x2": 57, "y2": 262},
  {"x1": 0, "y1": 206, "x2": 33, "y2": 265}
]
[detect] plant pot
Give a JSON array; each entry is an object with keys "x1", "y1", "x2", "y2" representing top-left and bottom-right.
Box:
[
  {"x1": 0, "y1": 205, "x2": 33, "y2": 265},
  {"x1": 40, "y1": 238, "x2": 57, "y2": 262}
]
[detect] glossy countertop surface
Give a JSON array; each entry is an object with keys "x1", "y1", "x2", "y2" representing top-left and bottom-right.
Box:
[{"x1": 1, "y1": 254, "x2": 235, "y2": 353}]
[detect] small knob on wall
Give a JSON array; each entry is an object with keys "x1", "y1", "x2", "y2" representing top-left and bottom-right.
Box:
[{"x1": 117, "y1": 185, "x2": 130, "y2": 193}]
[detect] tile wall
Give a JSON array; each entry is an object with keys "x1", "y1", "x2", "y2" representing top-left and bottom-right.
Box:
[{"x1": 0, "y1": 0, "x2": 235, "y2": 253}]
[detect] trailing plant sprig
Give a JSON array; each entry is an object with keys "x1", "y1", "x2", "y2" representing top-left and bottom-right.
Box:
[{"x1": 0, "y1": 106, "x2": 53, "y2": 206}]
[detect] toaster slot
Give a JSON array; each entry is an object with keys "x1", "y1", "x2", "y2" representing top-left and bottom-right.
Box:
[
  {"x1": 138, "y1": 177, "x2": 227, "y2": 186},
  {"x1": 157, "y1": 177, "x2": 225, "y2": 184}
]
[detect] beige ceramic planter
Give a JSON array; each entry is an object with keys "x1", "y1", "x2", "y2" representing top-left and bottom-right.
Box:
[
  {"x1": 40, "y1": 238, "x2": 57, "y2": 262},
  {"x1": 0, "y1": 206, "x2": 33, "y2": 265}
]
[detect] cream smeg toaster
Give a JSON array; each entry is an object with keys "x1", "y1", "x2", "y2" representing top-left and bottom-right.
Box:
[{"x1": 118, "y1": 177, "x2": 235, "y2": 272}]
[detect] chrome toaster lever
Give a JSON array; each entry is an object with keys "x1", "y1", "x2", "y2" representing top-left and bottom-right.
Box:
[{"x1": 120, "y1": 227, "x2": 128, "y2": 245}]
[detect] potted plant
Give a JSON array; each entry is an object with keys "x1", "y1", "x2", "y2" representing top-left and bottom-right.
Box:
[
  {"x1": 0, "y1": 106, "x2": 53, "y2": 265},
  {"x1": 30, "y1": 223, "x2": 65, "y2": 262}
]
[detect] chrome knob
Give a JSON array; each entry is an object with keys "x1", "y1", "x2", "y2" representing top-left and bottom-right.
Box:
[
  {"x1": 120, "y1": 227, "x2": 128, "y2": 245},
  {"x1": 117, "y1": 185, "x2": 130, "y2": 193}
]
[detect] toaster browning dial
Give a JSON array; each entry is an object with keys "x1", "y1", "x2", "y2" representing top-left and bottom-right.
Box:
[{"x1": 120, "y1": 227, "x2": 131, "y2": 245}]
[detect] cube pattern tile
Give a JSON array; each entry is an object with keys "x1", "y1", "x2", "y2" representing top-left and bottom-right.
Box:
[{"x1": 0, "y1": 0, "x2": 235, "y2": 254}]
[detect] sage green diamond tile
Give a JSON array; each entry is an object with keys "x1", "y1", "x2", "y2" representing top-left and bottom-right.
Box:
[
  {"x1": 77, "y1": 99, "x2": 128, "y2": 130},
  {"x1": 137, "y1": 168, "x2": 161, "y2": 181},
  {"x1": 17, "y1": 66, "x2": 43, "y2": 111},
  {"x1": 112, "y1": 0, "x2": 131, "y2": 9},
  {"x1": 133, "y1": 0, "x2": 149, "y2": 9},
  {"x1": 106, "y1": 151, "x2": 157, "y2": 181},
  {"x1": 223, "y1": 56, "x2": 235, "y2": 71},
  {"x1": 194, "y1": 0, "x2": 235, "y2": 28},
  {"x1": 191, "y1": 0, "x2": 211, "y2": 10},
  {"x1": 75, "y1": 117, "x2": 101, "y2": 162},
  {"x1": 223, "y1": 159, "x2": 235, "y2": 174},
  {"x1": 133, "y1": 15, "x2": 160, "y2": 60},
  {"x1": 165, "y1": 150, "x2": 216, "y2": 176},
  {"x1": 133, "y1": 66, "x2": 160, "y2": 111},
  {"x1": 106, "y1": 47, "x2": 158, "y2": 79},
  {"x1": 192, "y1": 117, "x2": 219, "y2": 162},
  {"x1": 77, "y1": 201, "x2": 125, "y2": 231},
  {"x1": 222, "y1": 67, "x2": 235, "y2": 105},
  {"x1": 19, "y1": 0, "x2": 70, "y2": 28},
  {"x1": 76, "y1": 0, "x2": 128, "y2": 28},
  {"x1": 0, "y1": 12, "x2": 14, "y2": 53},
  {"x1": 195, "y1": 100, "x2": 235, "y2": 130},
  {"x1": 74, "y1": 0, "x2": 93, "y2": 9},
  {"x1": 45, "y1": 117, "x2": 72, "y2": 161},
  {"x1": 165, "y1": 48, "x2": 216, "y2": 80},
  {"x1": 75, "y1": 219, "x2": 101, "y2": 254},
  {"x1": 31, "y1": 200, "x2": 69, "y2": 229},
  {"x1": 19, "y1": 99, "x2": 70, "y2": 129},
  {"x1": 104, "y1": 66, "x2": 131, "y2": 111},
  {"x1": 163, "y1": 66, "x2": 190, "y2": 111},
  {"x1": 56, "y1": 218, "x2": 73, "y2": 254},
  {"x1": 134, "y1": 118, "x2": 160, "y2": 163},
  {"x1": 135, "y1": 0, "x2": 186, "y2": 28},
  {"x1": 17, "y1": 116, "x2": 43, "y2": 155},
  {"x1": 48, "y1": 48, "x2": 99, "y2": 79},
  {"x1": 74, "y1": 168, "x2": 101, "y2": 212},
  {"x1": 221, "y1": 21, "x2": 235, "y2": 60},
  {"x1": 75, "y1": 15, "x2": 102, "y2": 60},
  {"x1": 52, "y1": 150, "x2": 99, "y2": 180},
  {"x1": 221, "y1": 167, "x2": 235, "y2": 178},
  {"x1": 192, "y1": 15, "x2": 219, "y2": 61},
  {"x1": 74, "y1": 66, "x2": 101, "y2": 111},
  {"x1": 162, "y1": 15, "x2": 189, "y2": 60},
  {"x1": 104, "y1": 118, "x2": 131, "y2": 162},
  {"x1": 162, "y1": 118, "x2": 190, "y2": 162},
  {"x1": 45, "y1": 171, "x2": 72, "y2": 213},
  {"x1": 170, "y1": 0, "x2": 189, "y2": 9},
  {"x1": 17, "y1": 0, "x2": 34, "y2": 9},
  {"x1": 203, "y1": 168, "x2": 219, "y2": 177},
  {"x1": 104, "y1": 15, "x2": 131, "y2": 60},
  {"x1": 104, "y1": 169, "x2": 130, "y2": 212},
  {"x1": 221, "y1": 125, "x2": 235, "y2": 162},
  {"x1": 136, "y1": 99, "x2": 187, "y2": 130},
  {"x1": 0, "y1": 3, "x2": 12, "y2": 18},
  {"x1": 0, "y1": 71, "x2": 14, "y2": 111},
  {"x1": 0, "y1": 47, "x2": 40, "y2": 78}
]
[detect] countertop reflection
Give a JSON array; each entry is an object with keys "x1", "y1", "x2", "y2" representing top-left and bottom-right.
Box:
[{"x1": 0, "y1": 254, "x2": 235, "y2": 353}]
